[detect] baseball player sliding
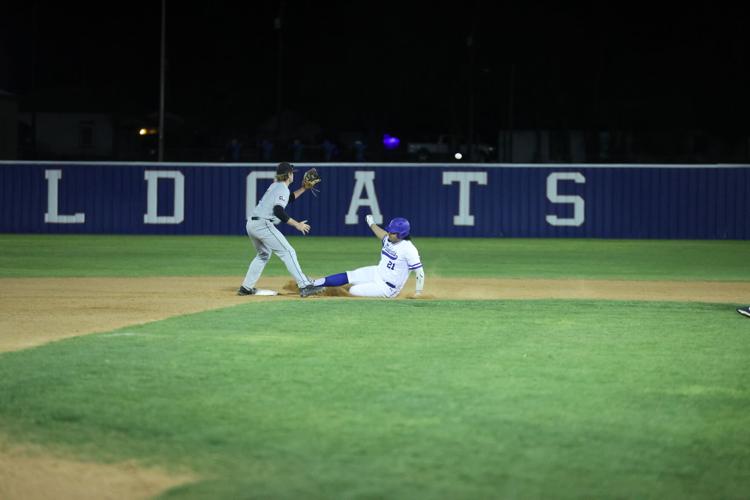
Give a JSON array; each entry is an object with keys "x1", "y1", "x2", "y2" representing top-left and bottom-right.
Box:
[
  {"x1": 238, "y1": 162, "x2": 324, "y2": 298},
  {"x1": 312, "y1": 215, "x2": 425, "y2": 298}
]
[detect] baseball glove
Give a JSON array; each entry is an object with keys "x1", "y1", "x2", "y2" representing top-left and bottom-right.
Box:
[{"x1": 302, "y1": 168, "x2": 321, "y2": 195}]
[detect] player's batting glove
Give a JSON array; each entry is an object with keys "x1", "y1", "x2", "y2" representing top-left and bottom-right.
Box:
[{"x1": 365, "y1": 214, "x2": 374, "y2": 226}]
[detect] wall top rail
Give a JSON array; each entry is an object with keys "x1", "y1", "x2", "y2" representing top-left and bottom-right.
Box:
[{"x1": 1, "y1": 161, "x2": 749, "y2": 169}]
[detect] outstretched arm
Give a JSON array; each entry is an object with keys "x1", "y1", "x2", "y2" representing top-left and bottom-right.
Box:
[
  {"x1": 291, "y1": 185, "x2": 308, "y2": 200},
  {"x1": 365, "y1": 214, "x2": 388, "y2": 240},
  {"x1": 273, "y1": 204, "x2": 310, "y2": 235},
  {"x1": 414, "y1": 267, "x2": 425, "y2": 295}
]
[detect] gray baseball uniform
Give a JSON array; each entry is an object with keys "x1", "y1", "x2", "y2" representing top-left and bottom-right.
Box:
[{"x1": 241, "y1": 181, "x2": 313, "y2": 289}]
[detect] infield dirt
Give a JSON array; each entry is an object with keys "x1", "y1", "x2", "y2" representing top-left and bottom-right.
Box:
[
  {"x1": 1, "y1": 275, "x2": 748, "y2": 499},
  {"x1": 1, "y1": 275, "x2": 748, "y2": 354}
]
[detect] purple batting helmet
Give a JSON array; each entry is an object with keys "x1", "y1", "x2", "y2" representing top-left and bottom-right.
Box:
[{"x1": 385, "y1": 217, "x2": 410, "y2": 239}]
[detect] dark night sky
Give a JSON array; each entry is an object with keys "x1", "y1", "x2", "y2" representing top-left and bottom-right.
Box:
[{"x1": 2, "y1": 1, "x2": 748, "y2": 145}]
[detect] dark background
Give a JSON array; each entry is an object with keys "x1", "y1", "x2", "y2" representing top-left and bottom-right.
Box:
[{"x1": 1, "y1": 1, "x2": 748, "y2": 162}]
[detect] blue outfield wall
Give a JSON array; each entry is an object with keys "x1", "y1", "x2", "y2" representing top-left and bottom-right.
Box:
[{"x1": 1, "y1": 161, "x2": 748, "y2": 239}]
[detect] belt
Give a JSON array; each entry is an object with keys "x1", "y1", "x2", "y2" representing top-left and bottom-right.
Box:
[{"x1": 385, "y1": 282, "x2": 396, "y2": 288}]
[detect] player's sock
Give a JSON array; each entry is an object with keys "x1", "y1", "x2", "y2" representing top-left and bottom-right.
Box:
[{"x1": 315, "y1": 272, "x2": 348, "y2": 287}]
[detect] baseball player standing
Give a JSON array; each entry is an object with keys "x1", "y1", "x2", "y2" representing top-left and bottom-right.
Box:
[
  {"x1": 311, "y1": 215, "x2": 424, "y2": 298},
  {"x1": 238, "y1": 162, "x2": 324, "y2": 298}
]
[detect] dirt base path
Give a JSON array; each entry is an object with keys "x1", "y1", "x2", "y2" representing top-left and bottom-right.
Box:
[
  {"x1": 0, "y1": 435, "x2": 193, "y2": 500},
  {"x1": 1, "y1": 275, "x2": 748, "y2": 499},
  {"x1": 2, "y1": 276, "x2": 748, "y2": 354}
]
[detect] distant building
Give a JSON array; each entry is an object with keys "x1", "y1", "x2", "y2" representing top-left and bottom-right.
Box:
[{"x1": 18, "y1": 112, "x2": 114, "y2": 160}]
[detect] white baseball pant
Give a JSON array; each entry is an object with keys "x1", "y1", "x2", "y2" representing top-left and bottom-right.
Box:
[
  {"x1": 346, "y1": 266, "x2": 400, "y2": 298},
  {"x1": 242, "y1": 219, "x2": 312, "y2": 289}
]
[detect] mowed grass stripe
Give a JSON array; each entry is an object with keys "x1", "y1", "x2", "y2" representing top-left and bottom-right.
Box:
[
  {"x1": 1, "y1": 234, "x2": 749, "y2": 280},
  {"x1": 0, "y1": 299, "x2": 748, "y2": 499}
]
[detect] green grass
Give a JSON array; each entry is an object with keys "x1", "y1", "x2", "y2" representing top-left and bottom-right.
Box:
[
  {"x1": 0, "y1": 300, "x2": 749, "y2": 499},
  {"x1": 1, "y1": 234, "x2": 749, "y2": 280},
  {"x1": 1, "y1": 234, "x2": 749, "y2": 498}
]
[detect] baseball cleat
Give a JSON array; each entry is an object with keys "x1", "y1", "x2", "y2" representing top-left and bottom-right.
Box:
[
  {"x1": 299, "y1": 284, "x2": 324, "y2": 298},
  {"x1": 737, "y1": 307, "x2": 750, "y2": 318},
  {"x1": 237, "y1": 286, "x2": 257, "y2": 296}
]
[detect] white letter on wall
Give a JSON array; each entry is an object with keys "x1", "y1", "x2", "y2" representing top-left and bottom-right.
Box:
[
  {"x1": 345, "y1": 171, "x2": 383, "y2": 224},
  {"x1": 442, "y1": 171, "x2": 488, "y2": 226},
  {"x1": 246, "y1": 171, "x2": 276, "y2": 219},
  {"x1": 546, "y1": 172, "x2": 585, "y2": 226},
  {"x1": 144, "y1": 170, "x2": 185, "y2": 224},
  {"x1": 44, "y1": 169, "x2": 85, "y2": 224}
]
